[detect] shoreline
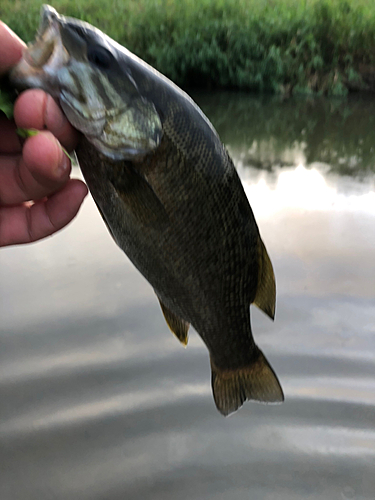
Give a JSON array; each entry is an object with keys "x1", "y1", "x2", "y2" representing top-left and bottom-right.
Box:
[{"x1": 2, "y1": 0, "x2": 375, "y2": 96}]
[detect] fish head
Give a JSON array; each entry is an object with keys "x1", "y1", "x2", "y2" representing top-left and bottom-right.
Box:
[{"x1": 10, "y1": 5, "x2": 162, "y2": 160}]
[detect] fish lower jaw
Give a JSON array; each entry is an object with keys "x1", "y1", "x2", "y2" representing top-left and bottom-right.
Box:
[
  {"x1": 10, "y1": 65, "x2": 47, "y2": 93},
  {"x1": 10, "y1": 58, "x2": 62, "y2": 98}
]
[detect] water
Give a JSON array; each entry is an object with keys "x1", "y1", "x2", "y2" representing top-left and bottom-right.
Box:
[{"x1": 1, "y1": 94, "x2": 375, "y2": 500}]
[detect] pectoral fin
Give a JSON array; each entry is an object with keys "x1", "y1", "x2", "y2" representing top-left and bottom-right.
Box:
[
  {"x1": 253, "y1": 237, "x2": 276, "y2": 320},
  {"x1": 157, "y1": 297, "x2": 189, "y2": 346},
  {"x1": 211, "y1": 348, "x2": 284, "y2": 416},
  {"x1": 110, "y1": 164, "x2": 169, "y2": 228}
]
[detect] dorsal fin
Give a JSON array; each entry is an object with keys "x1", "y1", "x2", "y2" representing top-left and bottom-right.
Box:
[
  {"x1": 253, "y1": 237, "x2": 276, "y2": 320},
  {"x1": 157, "y1": 296, "x2": 190, "y2": 346}
]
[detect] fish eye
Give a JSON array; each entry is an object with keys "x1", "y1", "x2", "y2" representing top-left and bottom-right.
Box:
[{"x1": 87, "y1": 46, "x2": 112, "y2": 69}]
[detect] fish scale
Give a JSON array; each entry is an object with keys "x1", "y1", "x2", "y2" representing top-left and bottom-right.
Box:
[{"x1": 10, "y1": 5, "x2": 284, "y2": 416}]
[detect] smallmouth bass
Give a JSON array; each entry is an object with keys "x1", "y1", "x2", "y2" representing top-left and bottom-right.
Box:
[{"x1": 11, "y1": 5, "x2": 284, "y2": 415}]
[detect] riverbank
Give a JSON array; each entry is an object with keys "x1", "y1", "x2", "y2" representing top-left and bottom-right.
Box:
[{"x1": 1, "y1": 0, "x2": 375, "y2": 95}]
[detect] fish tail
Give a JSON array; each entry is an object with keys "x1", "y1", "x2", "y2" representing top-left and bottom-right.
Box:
[{"x1": 210, "y1": 348, "x2": 284, "y2": 416}]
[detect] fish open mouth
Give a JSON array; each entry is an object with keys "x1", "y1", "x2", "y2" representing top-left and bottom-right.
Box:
[
  {"x1": 10, "y1": 5, "x2": 69, "y2": 90},
  {"x1": 24, "y1": 37, "x2": 56, "y2": 69},
  {"x1": 24, "y1": 5, "x2": 69, "y2": 70}
]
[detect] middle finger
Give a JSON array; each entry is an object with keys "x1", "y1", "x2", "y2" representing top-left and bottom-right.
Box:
[{"x1": 0, "y1": 131, "x2": 71, "y2": 205}]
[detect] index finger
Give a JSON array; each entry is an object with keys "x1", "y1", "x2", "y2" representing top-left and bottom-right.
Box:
[
  {"x1": 0, "y1": 22, "x2": 25, "y2": 75},
  {"x1": 14, "y1": 90, "x2": 79, "y2": 152}
]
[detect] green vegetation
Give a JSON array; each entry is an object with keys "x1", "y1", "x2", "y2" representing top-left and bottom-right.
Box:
[
  {"x1": 0, "y1": 88, "x2": 15, "y2": 119},
  {"x1": 1, "y1": 0, "x2": 375, "y2": 95}
]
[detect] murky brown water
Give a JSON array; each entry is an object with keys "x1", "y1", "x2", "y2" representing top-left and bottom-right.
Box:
[{"x1": 1, "y1": 93, "x2": 374, "y2": 500}]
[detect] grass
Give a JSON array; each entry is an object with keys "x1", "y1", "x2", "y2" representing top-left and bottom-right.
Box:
[{"x1": 1, "y1": 0, "x2": 375, "y2": 95}]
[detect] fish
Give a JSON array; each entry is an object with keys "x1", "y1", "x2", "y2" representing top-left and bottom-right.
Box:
[{"x1": 10, "y1": 5, "x2": 284, "y2": 415}]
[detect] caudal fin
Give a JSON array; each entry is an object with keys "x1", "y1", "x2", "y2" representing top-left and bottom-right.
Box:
[{"x1": 211, "y1": 349, "x2": 284, "y2": 416}]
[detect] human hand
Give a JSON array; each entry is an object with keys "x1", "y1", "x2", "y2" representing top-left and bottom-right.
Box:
[{"x1": 0, "y1": 21, "x2": 88, "y2": 247}]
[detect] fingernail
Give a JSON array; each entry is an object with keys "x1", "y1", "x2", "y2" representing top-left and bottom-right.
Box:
[
  {"x1": 56, "y1": 147, "x2": 70, "y2": 176},
  {"x1": 43, "y1": 131, "x2": 71, "y2": 177}
]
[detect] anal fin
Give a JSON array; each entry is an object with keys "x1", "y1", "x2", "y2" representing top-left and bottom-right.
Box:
[
  {"x1": 157, "y1": 297, "x2": 189, "y2": 346},
  {"x1": 254, "y1": 237, "x2": 276, "y2": 320},
  {"x1": 211, "y1": 348, "x2": 284, "y2": 416}
]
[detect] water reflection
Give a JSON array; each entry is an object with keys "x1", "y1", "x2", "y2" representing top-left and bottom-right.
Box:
[
  {"x1": 242, "y1": 164, "x2": 375, "y2": 216},
  {"x1": 195, "y1": 91, "x2": 375, "y2": 175},
  {"x1": 0, "y1": 94, "x2": 375, "y2": 500}
]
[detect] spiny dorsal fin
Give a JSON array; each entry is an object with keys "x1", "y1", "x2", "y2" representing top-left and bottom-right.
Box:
[
  {"x1": 211, "y1": 349, "x2": 284, "y2": 416},
  {"x1": 157, "y1": 297, "x2": 189, "y2": 346},
  {"x1": 253, "y1": 237, "x2": 276, "y2": 320}
]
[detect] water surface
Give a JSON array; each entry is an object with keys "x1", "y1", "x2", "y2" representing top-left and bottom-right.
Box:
[{"x1": 1, "y1": 94, "x2": 374, "y2": 500}]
